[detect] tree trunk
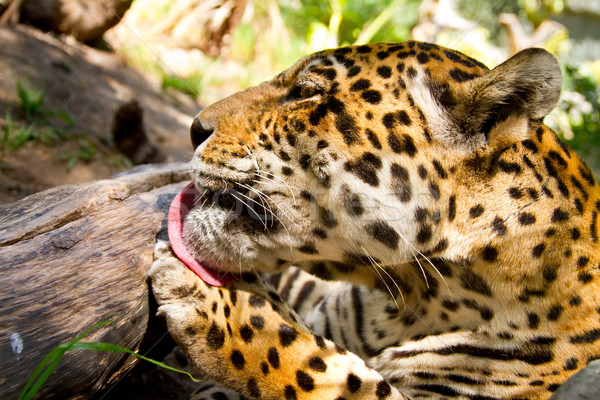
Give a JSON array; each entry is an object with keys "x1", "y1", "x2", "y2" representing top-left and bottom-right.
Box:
[
  {"x1": 0, "y1": 163, "x2": 189, "y2": 399},
  {"x1": 19, "y1": 0, "x2": 133, "y2": 43}
]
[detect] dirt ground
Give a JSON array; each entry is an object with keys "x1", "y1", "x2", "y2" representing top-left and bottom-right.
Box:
[{"x1": 0, "y1": 24, "x2": 201, "y2": 204}]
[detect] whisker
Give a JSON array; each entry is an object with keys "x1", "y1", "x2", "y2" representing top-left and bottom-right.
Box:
[
  {"x1": 392, "y1": 226, "x2": 451, "y2": 295},
  {"x1": 237, "y1": 247, "x2": 243, "y2": 275},
  {"x1": 253, "y1": 175, "x2": 299, "y2": 207},
  {"x1": 360, "y1": 246, "x2": 446, "y2": 344},
  {"x1": 411, "y1": 248, "x2": 430, "y2": 289},
  {"x1": 228, "y1": 192, "x2": 269, "y2": 231},
  {"x1": 256, "y1": 169, "x2": 302, "y2": 190},
  {"x1": 236, "y1": 188, "x2": 291, "y2": 236},
  {"x1": 361, "y1": 246, "x2": 404, "y2": 310},
  {"x1": 242, "y1": 144, "x2": 253, "y2": 156},
  {"x1": 236, "y1": 192, "x2": 271, "y2": 228},
  {"x1": 232, "y1": 186, "x2": 266, "y2": 212},
  {"x1": 241, "y1": 183, "x2": 291, "y2": 229},
  {"x1": 238, "y1": 184, "x2": 294, "y2": 246},
  {"x1": 266, "y1": 195, "x2": 297, "y2": 226},
  {"x1": 238, "y1": 183, "x2": 276, "y2": 225},
  {"x1": 192, "y1": 187, "x2": 212, "y2": 207},
  {"x1": 371, "y1": 257, "x2": 406, "y2": 309},
  {"x1": 249, "y1": 182, "x2": 297, "y2": 226},
  {"x1": 192, "y1": 195, "x2": 207, "y2": 208},
  {"x1": 417, "y1": 255, "x2": 451, "y2": 295},
  {"x1": 254, "y1": 171, "x2": 299, "y2": 205}
]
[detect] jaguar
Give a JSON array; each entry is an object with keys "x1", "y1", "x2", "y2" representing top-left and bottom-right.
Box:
[{"x1": 149, "y1": 40, "x2": 600, "y2": 399}]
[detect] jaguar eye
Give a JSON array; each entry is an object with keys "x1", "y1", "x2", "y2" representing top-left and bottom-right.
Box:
[
  {"x1": 300, "y1": 85, "x2": 317, "y2": 98},
  {"x1": 287, "y1": 84, "x2": 321, "y2": 101}
]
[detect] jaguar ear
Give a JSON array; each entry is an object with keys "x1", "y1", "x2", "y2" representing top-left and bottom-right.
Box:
[{"x1": 455, "y1": 48, "x2": 562, "y2": 148}]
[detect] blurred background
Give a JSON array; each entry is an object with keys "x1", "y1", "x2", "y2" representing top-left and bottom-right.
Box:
[
  {"x1": 0, "y1": 0, "x2": 599, "y2": 203},
  {"x1": 0, "y1": 1, "x2": 598, "y2": 397},
  {"x1": 111, "y1": 0, "x2": 600, "y2": 151}
]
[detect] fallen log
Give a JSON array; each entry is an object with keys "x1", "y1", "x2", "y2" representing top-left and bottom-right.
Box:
[{"x1": 0, "y1": 163, "x2": 189, "y2": 399}]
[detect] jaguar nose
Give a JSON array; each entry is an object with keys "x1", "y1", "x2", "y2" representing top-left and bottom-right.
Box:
[{"x1": 190, "y1": 118, "x2": 213, "y2": 150}]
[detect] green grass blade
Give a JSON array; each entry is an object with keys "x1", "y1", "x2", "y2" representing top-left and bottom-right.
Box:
[
  {"x1": 72, "y1": 320, "x2": 113, "y2": 343},
  {"x1": 18, "y1": 320, "x2": 198, "y2": 399},
  {"x1": 18, "y1": 321, "x2": 112, "y2": 400},
  {"x1": 53, "y1": 111, "x2": 76, "y2": 126},
  {"x1": 71, "y1": 342, "x2": 199, "y2": 382},
  {"x1": 66, "y1": 156, "x2": 78, "y2": 171},
  {"x1": 19, "y1": 349, "x2": 67, "y2": 400},
  {"x1": 3, "y1": 109, "x2": 12, "y2": 148},
  {"x1": 18, "y1": 347, "x2": 64, "y2": 400},
  {"x1": 10, "y1": 125, "x2": 35, "y2": 149},
  {"x1": 16, "y1": 80, "x2": 45, "y2": 120}
]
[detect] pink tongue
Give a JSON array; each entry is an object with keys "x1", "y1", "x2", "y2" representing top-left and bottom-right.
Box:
[{"x1": 168, "y1": 183, "x2": 238, "y2": 286}]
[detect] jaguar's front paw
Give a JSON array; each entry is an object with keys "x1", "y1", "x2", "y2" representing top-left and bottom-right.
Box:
[
  {"x1": 148, "y1": 239, "x2": 206, "y2": 306},
  {"x1": 148, "y1": 240, "x2": 254, "y2": 391},
  {"x1": 149, "y1": 240, "x2": 220, "y2": 351}
]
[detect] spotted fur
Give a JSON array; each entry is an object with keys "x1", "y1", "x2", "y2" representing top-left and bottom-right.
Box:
[{"x1": 149, "y1": 41, "x2": 600, "y2": 399}]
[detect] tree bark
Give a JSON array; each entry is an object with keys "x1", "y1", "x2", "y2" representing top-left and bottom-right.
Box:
[{"x1": 0, "y1": 163, "x2": 189, "y2": 399}]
